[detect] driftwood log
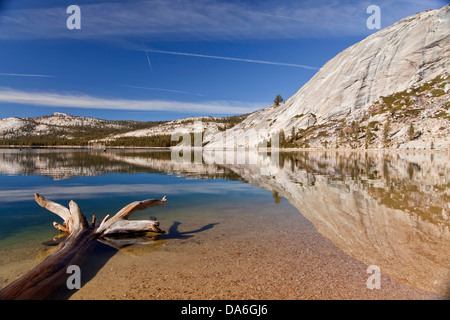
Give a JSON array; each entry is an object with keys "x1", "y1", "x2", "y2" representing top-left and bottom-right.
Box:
[{"x1": 0, "y1": 193, "x2": 166, "y2": 300}]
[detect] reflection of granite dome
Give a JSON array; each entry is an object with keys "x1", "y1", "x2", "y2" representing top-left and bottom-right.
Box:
[
  {"x1": 128, "y1": 149, "x2": 448, "y2": 297},
  {"x1": 0, "y1": 149, "x2": 448, "y2": 296},
  {"x1": 217, "y1": 151, "x2": 450, "y2": 297}
]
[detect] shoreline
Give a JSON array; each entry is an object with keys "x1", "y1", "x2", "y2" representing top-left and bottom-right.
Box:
[{"x1": 1, "y1": 145, "x2": 448, "y2": 154}]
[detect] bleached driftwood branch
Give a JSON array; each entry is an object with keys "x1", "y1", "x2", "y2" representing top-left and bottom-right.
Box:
[{"x1": 0, "y1": 193, "x2": 166, "y2": 300}]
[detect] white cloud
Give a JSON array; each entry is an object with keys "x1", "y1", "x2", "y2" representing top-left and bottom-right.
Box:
[
  {"x1": 0, "y1": 87, "x2": 262, "y2": 114},
  {"x1": 1, "y1": 0, "x2": 444, "y2": 41},
  {"x1": 120, "y1": 85, "x2": 204, "y2": 97},
  {"x1": 0, "y1": 73, "x2": 56, "y2": 78}
]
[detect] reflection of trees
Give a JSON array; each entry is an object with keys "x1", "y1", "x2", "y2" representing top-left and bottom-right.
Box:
[
  {"x1": 2, "y1": 150, "x2": 446, "y2": 227},
  {"x1": 1, "y1": 148, "x2": 448, "y2": 296},
  {"x1": 218, "y1": 150, "x2": 449, "y2": 297},
  {"x1": 0, "y1": 150, "x2": 245, "y2": 182},
  {"x1": 271, "y1": 151, "x2": 448, "y2": 228},
  {"x1": 272, "y1": 191, "x2": 281, "y2": 205},
  {"x1": 0, "y1": 150, "x2": 139, "y2": 179}
]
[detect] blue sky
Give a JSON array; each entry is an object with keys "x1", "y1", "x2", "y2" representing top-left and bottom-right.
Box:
[{"x1": 0, "y1": 0, "x2": 447, "y2": 121}]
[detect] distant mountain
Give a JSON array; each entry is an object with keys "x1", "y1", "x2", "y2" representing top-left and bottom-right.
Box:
[
  {"x1": 0, "y1": 112, "x2": 165, "y2": 146},
  {"x1": 95, "y1": 114, "x2": 248, "y2": 147},
  {"x1": 206, "y1": 5, "x2": 450, "y2": 150},
  {"x1": 0, "y1": 112, "x2": 248, "y2": 147}
]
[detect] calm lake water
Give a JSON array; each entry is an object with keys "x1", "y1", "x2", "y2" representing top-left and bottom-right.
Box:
[{"x1": 0, "y1": 148, "x2": 448, "y2": 299}]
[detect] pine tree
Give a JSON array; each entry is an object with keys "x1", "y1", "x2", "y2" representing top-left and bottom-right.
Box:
[
  {"x1": 408, "y1": 123, "x2": 415, "y2": 140},
  {"x1": 279, "y1": 129, "x2": 286, "y2": 147},
  {"x1": 274, "y1": 94, "x2": 284, "y2": 107},
  {"x1": 351, "y1": 121, "x2": 360, "y2": 141},
  {"x1": 365, "y1": 125, "x2": 373, "y2": 149},
  {"x1": 290, "y1": 127, "x2": 295, "y2": 143},
  {"x1": 383, "y1": 118, "x2": 391, "y2": 147}
]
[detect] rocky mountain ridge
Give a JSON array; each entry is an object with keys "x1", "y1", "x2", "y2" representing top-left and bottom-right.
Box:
[
  {"x1": 273, "y1": 73, "x2": 450, "y2": 150},
  {"x1": 0, "y1": 112, "x2": 247, "y2": 146},
  {"x1": 0, "y1": 112, "x2": 164, "y2": 144}
]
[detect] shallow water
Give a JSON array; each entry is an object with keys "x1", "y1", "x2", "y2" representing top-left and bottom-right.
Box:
[{"x1": 0, "y1": 148, "x2": 448, "y2": 299}]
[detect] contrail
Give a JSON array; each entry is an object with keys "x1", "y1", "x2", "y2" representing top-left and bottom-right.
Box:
[
  {"x1": 145, "y1": 49, "x2": 319, "y2": 70},
  {"x1": 121, "y1": 85, "x2": 203, "y2": 97},
  {"x1": 141, "y1": 41, "x2": 153, "y2": 71},
  {"x1": 0, "y1": 73, "x2": 56, "y2": 78}
]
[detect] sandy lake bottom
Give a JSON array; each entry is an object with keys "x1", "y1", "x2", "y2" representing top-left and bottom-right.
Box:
[
  {"x1": 2, "y1": 197, "x2": 437, "y2": 300},
  {"x1": 0, "y1": 149, "x2": 447, "y2": 300}
]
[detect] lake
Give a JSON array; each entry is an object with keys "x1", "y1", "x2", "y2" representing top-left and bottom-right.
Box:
[{"x1": 0, "y1": 148, "x2": 448, "y2": 299}]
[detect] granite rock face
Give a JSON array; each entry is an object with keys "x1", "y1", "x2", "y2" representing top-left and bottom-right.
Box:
[{"x1": 207, "y1": 6, "x2": 450, "y2": 148}]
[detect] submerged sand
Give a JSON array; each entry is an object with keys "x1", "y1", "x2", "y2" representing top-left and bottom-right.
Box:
[
  {"x1": 0, "y1": 195, "x2": 444, "y2": 300},
  {"x1": 65, "y1": 203, "x2": 443, "y2": 300}
]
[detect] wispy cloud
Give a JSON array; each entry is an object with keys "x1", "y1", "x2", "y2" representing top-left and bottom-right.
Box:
[
  {"x1": 145, "y1": 49, "x2": 320, "y2": 70},
  {"x1": 0, "y1": 87, "x2": 261, "y2": 114},
  {"x1": 0, "y1": 73, "x2": 56, "y2": 78},
  {"x1": 1, "y1": 0, "x2": 443, "y2": 41},
  {"x1": 121, "y1": 85, "x2": 204, "y2": 97}
]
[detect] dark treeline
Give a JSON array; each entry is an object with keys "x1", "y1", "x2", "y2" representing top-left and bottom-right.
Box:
[
  {"x1": 0, "y1": 121, "x2": 167, "y2": 146},
  {"x1": 105, "y1": 133, "x2": 199, "y2": 147},
  {"x1": 1, "y1": 135, "x2": 91, "y2": 146},
  {"x1": 105, "y1": 135, "x2": 176, "y2": 147}
]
